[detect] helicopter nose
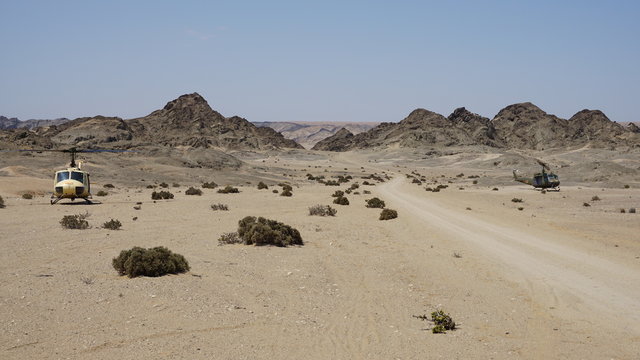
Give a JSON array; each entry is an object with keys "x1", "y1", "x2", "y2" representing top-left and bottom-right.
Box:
[{"x1": 62, "y1": 184, "x2": 76, "y2": 196}]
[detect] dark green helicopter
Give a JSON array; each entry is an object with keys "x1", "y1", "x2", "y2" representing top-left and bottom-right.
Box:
[{"x1": 513, "y1": 159, "x2": 560, "y2": 191}]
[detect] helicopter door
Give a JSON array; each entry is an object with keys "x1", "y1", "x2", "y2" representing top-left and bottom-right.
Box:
[{"x1": 533, "y1": 175, "x2": 543, "y2": 186}]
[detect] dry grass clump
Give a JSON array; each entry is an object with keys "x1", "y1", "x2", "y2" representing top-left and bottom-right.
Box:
[
  {"x1": 60, "y1": 213, "x2": 89, "y2": 229},
  {"x1": 185, "y1": 187, "x2": 203, "y2": 196},
  {"x1": 151, "y1": 191, "x2": 174, "y2": 200},
  {"x1": 22, "y1": 193, "x2": 33, "y2": 200},
  {"x1": 96, "y1": 190, "x2": 108, "y2": 196},
  {"x1": 211, "y1": 203, "x2": 229, "y2": 211},
  {"x1": 237, "y1": 216, "x2": 303, "y2": 247},
  {"x1": 309, "y1": 205, "x2": 337, "y2": 216},
  {"x1": 379, "y1": 209, "x2": 398, "y2": 220},
  {"x1": 218, "y1": 232, "x2": 241, "y2": 245},
  {"x1": 257, "y1": 181, "x2": 269, "y2": 190},
  {"x1": 202, "y1": 181, "x2": 218, "y2": 189},
  {"x1": 112, "y1": 246, "x2": 190, "y2": 278},
  {"x1": 102, "y1": 219, "x2": 122, "y2": 230},
  {"x1": 333, "y1": 196, "x2": 349, "y2": 205},
  {"x1": 366, "y1": 197, "x2": 386, "y2": 208},
  {"x1": 218, "y1": 185, "x2": 240, "y2": 194}
]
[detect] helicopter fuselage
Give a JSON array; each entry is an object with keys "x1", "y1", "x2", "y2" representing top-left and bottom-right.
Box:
[
  {"x1": 513, "y1": 169, "x2": 560, "y2": 190},
  {"x1": 52, "y1": 167, "x2": 91, "y2": 204}
]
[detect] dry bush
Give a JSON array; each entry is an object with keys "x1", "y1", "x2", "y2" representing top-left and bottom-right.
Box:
[
  {"x1": 237, "y1": 216, "x2": 303, "y2": 247},
  {"x1": 22, "y1": 193, "x2": 33, "y2": 200},
  {"x1": 363, "y1": 190, "x2": 371, "y2": 195},
  {"x1": 112, "y1": 246, "x2": 190, "y2": 278},
  {"x1": 279, "y1": 183, "x2": 293, "y2": 191},
  {"x1": 151, "y1": 190, "x2": 174, "y2": 200},
  {"x1": 257, "y1": 181, "x2": 268, "y2": 190},
  {"x1": 202, "y1": 181, "x2": 218, "y2": 189},
  {"x1": 272, "y1": 189, "x2": 279, "y2": 194},
  {"x1": 185, "y1": 187, "x2": 203, "y2": 196},
  {"x1": 104, "y1": 183, "x2": 115, "y2": 188},
  {"x1": 511, "y1": 198, "x2": 523, "y2": 203},
  {"x1": 218, "y1": 185, "x2": 239, "y2": 194},
  {"x1": 366, "y1": 197, "x2": 385, "y2": 208},
  {"x1": 630, "y1": 208, "x2": 636, "y2": 214},
  {"x1": 0, "y1": 195, "x2": 4, "y2": 209},
  {"x1": 159, "y1": 182, "x2": 169, "y2": 188},
  {"x1": 96, "y1": 190, "x2": 108, "y2": 196},
  {"x1": 583, "y1": 202, "x2": 591, "y2": 207},
  {"x1": 103, "y1": 219, "x2": 122, "y2": 230},
  {"x1": 172, "y1": 183, "x2": 180, "y2": 187},
  {"x1": 431, "y1": 310, "x2": 456, "y2": 333},
  {"x1": 218, "y1": 232, "x2": 241, "y2": 245},
  {"x1": 211, "y1": 203, "x2": 229, "y2": 211},
  {"x1": 60, "y1": 213, "x2": 89, "y2": 229},
  {"x1": 280, "y1": 189, "x2": 293, "y2": 197},
  {"x1": 591, "y1": 195, "x2": 601, "y2": 201},
  {"x1": 333, "y1": 196, "x2": 349, "y2": 205},
  {"x1": 332, "y1": 190, "x2": 344, "y2": 198},
  {"x1": 309, "y1": 204, "x2": 337, "y2": 216},
  {"x1": 379, "y1": 209, "x2": 398, "y2": 220}
]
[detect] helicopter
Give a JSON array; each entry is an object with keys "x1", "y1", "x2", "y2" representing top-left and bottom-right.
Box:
[
  {"x1": 513, "y1": 159, "x2": 560, "y2": 191},
  {"x1": 14, "y1": 147, "x2": 131, "y2": 204}
]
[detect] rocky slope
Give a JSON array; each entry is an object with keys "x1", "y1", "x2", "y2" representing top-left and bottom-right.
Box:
[
  {"x1": 253, "y1": 121, "x2": 377, "y2": 149},
  {"x1": 0, "y1": 116, "x2": 70, "y2": 130}
]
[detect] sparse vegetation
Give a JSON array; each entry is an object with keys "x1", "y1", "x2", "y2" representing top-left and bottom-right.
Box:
[
  {"x1": 112, "y1": 246, "x2": 190, "y2": 278},
  {"x1": 22, "y1": 193, "x2": 33, "y2": 200},
  {"x1": 202, "y1": 181, "x2": 218, "y2": 189},
  {"x1": 333, "y1": 196, "x2": 349, "y2": 205},
  {"x1": 172, "y1": 183, "x2": 180, "y2": 187},
  {"x1": 379, "y1": 209, "x2": 398, "y2": 220},
  {"x1": 272, "y1": 189, "x2": 279, "y2": 194},
  {"x1": 280, "y1": 189, "x2": 293, "y2": 197},
  {"x1": 151, "y1": 190, "x2": 174, "y2": 200},
  {"x1": 218, "y1": 232, "x2": 241, "y2": 245},
  {"x1": 218, "y1": 185, "x2": 240, "y2": 194},
  {"x1": 431, "y1": 310, "x2": 456, "y2": 333},
  {"x1": 630, "y1": 208, "x2": 637, "y2": 214},
  {"x1": 60, "y1": 213, "x2": 89, "y2": 229},
  {"x1": 185, "y1": 187, "x2": 203, "y2": 196},
  {"x1": 257, "y1": 181, "x2": 268, "y2": 190},
  {"x1": 332, "y1": 190, "x2": 344, "y2": 198},
  {"x1": 309, "y1": 204, "x2": 337, "y2": 216},
  {"x1": 103, "y1": 219, "x2": 122, "y2": 230},
  {"x1": 211, "y1": 203, "x2": 229, "y2": 211},
  {"x1": 452, "y1": 252, "x2": 462, "y2": 258},
  {"x1": 363, "y1": 190, "x2": 371, "y2": 195},
  {"x1": 159, "y1": 182, "x2": 169, "y2": 188},
  {"x1": 511, "y1": 198, "x2": 523, "y2": 203},
  {"x1": 146, "y1": 184, "x2": 155, "y2": 189},
  {"x1": 583, "y1": 202, "x2": 591, "y2": 207},
  {"x1": 366, "y1": 197, "x2": 386, "y2": 209},
  {"x1": 0, "y1": 195, "x2": 4, "y2": 208},
  {"x1": 517, "y1": 207, "x2": 524, "y2": 211},
  {"x1": 492, "y1": 188, "x2": 499, "y2": 191},
  {"x1": 624, "y1": 184, "x2": 630, "y2": 189},
  {"x1": 104, "y1": 183, "x2": 115, "y2": 188},
  {"x1": 96, "y1": 190, "x2": 108, "y2": 196},
  {"x1": 237, "y1": 216, "x2": 303, "y2": 246},
  {"x1": 591, "y1": 195, "x2": 601, "y2": 201}
]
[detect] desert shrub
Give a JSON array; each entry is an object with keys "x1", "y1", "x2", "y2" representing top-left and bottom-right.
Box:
[
  {"x1": 362, "y1": 181, "x2": 371, "y2": 186},
  {"x1": 517, "y1": 207, "x2": 524, "y2": 211},
  {"x1": 412, "y1": 178, "x2": 422, "y2": 185},
  {"x1": 472, "y1": 180, "x2": 478, "y2": 185},
  {"x1": 281, "y1": 189, "x2": 293, "y2": 197},
  {"x1": 363, "y1": 190, "x2": 371, "y2": 195},
  {"x1": 309, "y1": 204, "x2": 337, "y2": 217},
  {"x1": 366, "y1": 197, "x2": 385, "y2": 208},
  {"x1": 218, "y1": 232, "x2": 241, "y2": 245},
  {"x1": 492, "y1": 188, "x2": 499, "y2": 191},
  {"x1": 60, "y1": 213, "x2": 89, "y2": 229},
  {"x1": 431, "y1": 310, "x2": 456, "y2": 333},
  {"x1": 112, "y1": 246, "x2": 190, "y2": 278},
  {"x1": 202, "y1": 181, "x2": 218, "y2": 189},
  {"x1": 345, "y1": 189, "x2": 352, "y2": 194},
  {"x1": 624, "y1": 184, "x2": 630, "y2": 189},
  {"x1": 511, "y1": 198, "x2": 523, "y2": 203},
  {"x1": 279, "y1": 183, "x2": 293, "y2": 191},
  {"x1": 159, "y1": 182, "x2": 169, "y2": 188},
  {"x1": 379, "y1": 209, "x2": 398, "y2": 220},
  {"x1": 218, "y1": 185, "x2": 239, "y2": 194},
  {"x1": 22, "y1": 193, "x2": 33, "y2": 200},
  {"x1": 96, "y1": 190, "x2": 108, "y2": 196},
  {"x1": 591, "y1": 195, "x2": 601, "y2": 201},
  {"x1": 353, "y1": 191, "x2": 360, "y2": 195},
  {"x1": 211, "y1": 203, "x2": 229, "y2": 211},
  {"x1": 630, "y1": 208, "x2": 637, "y2": 214},
  {"x1": 333, "y1": 196, "x2": 349, "y2": 205},
  {"x1": 324, "y1": 180, "x2": 339, "y2": 186},
  {"x1": 332, "y1": 190, "x2": 344, "y2": 198},
  {"x1": 257, "y1": 181, "x2": 268, "y2": 190},
  {"x1": 104, "y1": 183, "x2": 115, "y2": 188},
  {"x1": 237, "y1": 216, "x2": 303, "y2": 247},
  {"x1": 0, "y1": 195, "x2": 4, "y2": 208},
  {"x1": 350, "y1": 183, "x2": 360, "y2": 190},
  {"x1": 272, "y1": 189, "x2": 279, "y2": 194},
  {"x1": 103, "y1": 219, "x2": 122, "y2": 230},
  {"x1": 620, "y1": 208, "x2": 626, "y2": 213},
  {"x1": 151, "y1": 191, "x2": 174, "y2": 200},
  {"x1": 172, "y1": 183, "x2": 180, "y2": 187},
  {"x1": 583, "y1": 202, "x2": 591, "y2": 207},
  {"x1": 185, "y1": 187, "x2": 203, "y2": 196},
  {"x1": 146, "y1": 184, "x2": 155, "y2": 189}
]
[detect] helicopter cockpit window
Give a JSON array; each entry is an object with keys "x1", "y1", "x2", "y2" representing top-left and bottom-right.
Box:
[
  {"x1": 56, "y1": 172, "x2": 70, "y2": 182},
  {"x1": 71, "y1": 171, "x2": 84, "y2": 182}
]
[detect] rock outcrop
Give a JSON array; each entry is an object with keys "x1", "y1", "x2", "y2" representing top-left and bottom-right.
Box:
[{"x1": 311, "y1": 128, "x2": 355, "y2": 151}]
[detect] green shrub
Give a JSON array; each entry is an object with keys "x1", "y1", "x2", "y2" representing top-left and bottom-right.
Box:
[
  {"x1": 22, "y1": 193, "x2": 33, "y2": 200},
  {"x1": 218, "y1": 232, "x2": 241, "y2": 245},
  {"x1": 237, "y1": 216, "x2": 303, "y2": 247},
  {"x1": 366, "y1": 197, "x2": 385, "y2": 208},
  {"x1": 112, "y1": 246, "x2": 190, "y2": 278},
  {"x1": 379, "y1": 209, "x2": 398, "y2": 220},
  {"x1": 202, "y1": 181, "x2": 218, "y2": 189},
  {"x1": 103, "y1": 219, "x2": 122, "y2": 230},
  {"x1": 257, "y1": 181, "x2": 268, "y2": 190},
  {"x1": 281, "y1": 189, "x2": 293, "y2": 197},
  {"x1": 96, "y1": 190, "x2": 108, "y2": 196},
  {"x1": 104, "y1": 183, "x2": 115, "y2": 188},
  {"x1": 60, "y1": 213, "x2": 89, "y2": 229},
  {"x1": 309, "y1": 205, "x2": 337, "y2": 216},
  {"x1": 151, "y1": 191, "x2": 174, "y2": 200},
  {"x1": 0, "y1": 195, "x2": 4, "y2": 208},
  {"x1": 333, "y1": 196, "x2": 349, "y2": 205},
  {"x1": 431, "y1": 310, "x2": 456, "y2": 333},
  {"x1": 332, "y1": 190, "x2": 344, "y2": 198},
  {"x1": 185, "y1": 187, "x2": 203, "y2": 196},
  {"x1": 511, "y1": 198, "x2": 523, "y2": 203},
  {"x1": 159, "y1": 182, "x2": 169, "y2": 188},
  {"x1": 218, "y1": 185, "x2": 239, "y2": 194},
  {"x1": 211, "y1": 203, "x2": 229, "y2": 211}
]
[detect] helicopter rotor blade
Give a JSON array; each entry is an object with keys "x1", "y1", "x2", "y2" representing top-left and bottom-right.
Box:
[{"x1": 536, "y1": 158, "x2": 551, "y2": 171}]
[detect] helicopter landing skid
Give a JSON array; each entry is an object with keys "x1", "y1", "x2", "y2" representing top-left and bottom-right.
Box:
[{"x1": 50, "y1": 197, "x2": 61, "y2": 205}]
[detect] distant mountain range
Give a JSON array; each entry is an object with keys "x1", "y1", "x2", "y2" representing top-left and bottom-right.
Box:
[
  {"x1": 253, "y1": 121, "x2": 378, "y2": 149},
  {"x1": 0, "y1": 116, "x2": 70, "y2": 130}
]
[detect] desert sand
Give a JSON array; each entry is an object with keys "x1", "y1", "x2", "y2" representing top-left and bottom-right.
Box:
[{"x1": 1, "y1": 148, "x2": 639, "y2": 359}]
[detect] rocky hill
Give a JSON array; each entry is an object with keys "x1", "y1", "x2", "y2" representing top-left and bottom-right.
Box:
[
  {"x1": 253, "y1": 121, "x2": 377, "y2": 149},
  {"x1": 0, "y1": 116, "x2": 70, "y2": 130},
  {"x1": 314, "y1": 103, "x2": 640, "y2": 151}
]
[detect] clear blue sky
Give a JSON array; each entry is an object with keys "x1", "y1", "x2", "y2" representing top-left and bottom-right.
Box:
[{"x1": 1, "y1": 1, "x2": 639, "y2": 123}]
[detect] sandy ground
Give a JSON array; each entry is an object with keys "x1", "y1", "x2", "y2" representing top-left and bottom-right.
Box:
[{"x1": 1, "y1": 150, "x2": 639, "y2": 359}]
